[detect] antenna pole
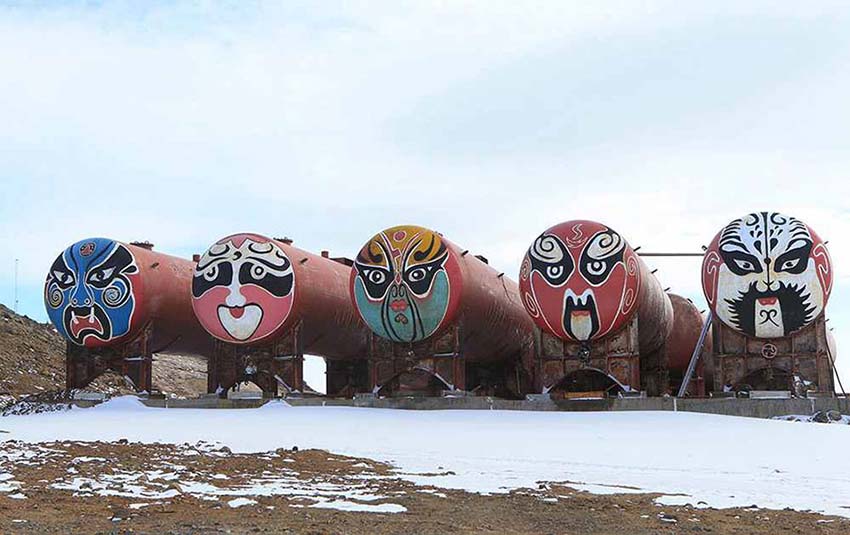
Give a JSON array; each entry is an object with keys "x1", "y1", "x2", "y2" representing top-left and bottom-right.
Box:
[{"x1": 14, "y1": 258, "x2": 19, "y2": 313}]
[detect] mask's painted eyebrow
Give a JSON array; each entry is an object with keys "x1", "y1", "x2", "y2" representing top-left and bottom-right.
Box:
[
  {"x1": 196, "y1": 253, "x2": 233, "y2": 272},
  {"x1": 363, "y1": 238, "x2": 393, "y2": 269},
  {"x1": 243, "y1": 254, "x2": 291, "y2": 271},
  {"x1": 584, "y1": 232, "x2": 624, "y2": 260},
  {"x1": 718, "y1": 236, "x2": 751, "y2": 253},
  {"x1": 784, "y1": 238, "x2": 812, "y2": 251},
  {"x1": 88, "y1": 244, "x2": 128, "y2": 273},
  {"x1": 247, "y1": 241, "x2": 275, "y2": 254}
]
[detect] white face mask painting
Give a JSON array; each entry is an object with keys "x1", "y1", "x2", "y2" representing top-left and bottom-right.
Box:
[{"x1": 703, "y1": 212, "x2": 832, "y2": 338}]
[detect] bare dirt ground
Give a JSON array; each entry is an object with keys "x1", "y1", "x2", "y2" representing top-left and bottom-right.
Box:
[
  {"x1": 0, "y1": 440, "x2": 846, "y2": 535},
  {"x1": 0, "y1": 304, "x2": 207, "y2": 402}
]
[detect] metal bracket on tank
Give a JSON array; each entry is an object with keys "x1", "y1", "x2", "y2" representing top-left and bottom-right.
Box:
[{"x1": 577, "y1": 343, "x2": 592, "y2": 365}]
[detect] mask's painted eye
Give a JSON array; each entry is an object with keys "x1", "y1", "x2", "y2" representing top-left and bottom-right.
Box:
[
  {"x1": 586, "y1": 261, "x2": 605, "y2": 276},
  {"x1": 53, "y1": 270, "x2": 73, "y2": 285},
  {"x1": 368, "y1": 270, "x2": 386, "y2": 285},
  {"x1": 250, "y1": 263, "x2": 267, "y2": 279},
  {"x1": 408, "y1": 268, "x2": 426, "y2": 282},
  {"x1": 734, "y1": 259, "x2": 754, "y2": 271},
  {"x1": 91, "y1": 267, "x2": 115, "y2": 282},
  {"x1": 546, "y1": 265, "x2": 563, "y2": 279},
  {"x1": 781, "y1": 258, "x2": 801, "y2": 271},
  {"x1": 203, "y1": 265, "x2": 219, "y2": 281}
]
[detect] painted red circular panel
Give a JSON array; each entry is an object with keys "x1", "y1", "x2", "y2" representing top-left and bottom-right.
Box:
[
  {"x1": 518, "y1": 220, "x2": 641, "y2": 342},
  {"x1": 191, "y1": 233, "x2": 295, "y2": 344},
  {"x1": 702, "y1": 212, "x2": 832, "y2": 338}
]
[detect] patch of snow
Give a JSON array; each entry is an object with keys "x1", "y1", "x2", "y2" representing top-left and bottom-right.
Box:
[
  {"x1": 228, "y1": 497, "x2": 257, "y2": 508},
  {"x1": 3, "y1": 399, "x2": 850, "y2": 516},
  {"x1": 310, "y1": 500, "x2": 406, "y2": 513}
]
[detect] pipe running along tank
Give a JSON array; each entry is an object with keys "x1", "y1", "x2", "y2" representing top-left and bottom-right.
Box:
[
  {"x1": 701, "y1": 211, "x2": 835, "y2": 393},
  {"x1": 518, "y1": 220, "x2": 674, "y2": 395},
  {"x1": 191, "y1": 232, "x2": 368, "y2": 358},
  {"x1": 349, "y1": 225, "x2": 534, "y2": 394},
  {"x1": 44, "y1": 237, "x2": 208, "y2": 354}
]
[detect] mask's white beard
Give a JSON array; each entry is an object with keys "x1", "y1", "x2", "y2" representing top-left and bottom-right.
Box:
[
  {"x1": 568, "y1": 310, "x2": 593, "y2": 341},
  {"x1": 217, "y1": 304, "x2": 263, "y2": 341}
]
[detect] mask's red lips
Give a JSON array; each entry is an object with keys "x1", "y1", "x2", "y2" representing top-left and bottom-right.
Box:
[
  {"x1": 227, "y1": 306, "x2": 246, "y2": 319},
  {"x1": 390, "y1": 299, "x2": 408, "y2": 312},
  {"x1": 758, "y1": 297, "x2": 778, "y2": 306},
  {"x1": 69, "y1": 310, "x2": 104, "y2": 338}
]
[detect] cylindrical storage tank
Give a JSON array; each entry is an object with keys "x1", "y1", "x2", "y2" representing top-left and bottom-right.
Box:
[
  {"x1": 518, "y1": 220, "x2": 673, "y2": 355},
  {"x1": 702, "y1": 211, "x2": 833, "y2": 339},
  {"x1": 191, "y1": 232, "x2": 367, "y2": 358},
  {"x1": 665, "y1": 293, "x2": 713, "y2": 395},
  {"x1": 349, "y1": 225, "x2": 533, "y2": 362},
  {"x1": 665, "y1": 294, "x2": 709, "y2": 374},
  {"x1": 44, "y1": 237, "x2": 208, "y2": 354}
]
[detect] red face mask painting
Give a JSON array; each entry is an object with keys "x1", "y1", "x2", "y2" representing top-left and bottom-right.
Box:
[
  {"x1": 191, "y1": 233, "x2": 295, "y2": 344},
  {"x1": 519, "y1": 220, "x2": 640, "y2": 342}
]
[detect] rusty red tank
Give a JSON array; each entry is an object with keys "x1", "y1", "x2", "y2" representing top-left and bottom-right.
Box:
[
  {"x1": 665, "y1": 293, "x2": 712, "y2": 396},
  {"x1": 191, "y1": 232, "x2": 367, "y2": 357},
  {"x1": 518, "y1": 220, "x2": 674, "y2": 396},
  {"x1": 349, "y1": 225, "x2": 534, "y2": 395},
  {"x1": 191, "y1": 233, "x2": 369, "y2": 396},
  {"x1": 45, "y1": 237, "x2": 208, "y2": 354},
  {"x1": 45, "y1": 237, "x2": 211, "y2": 391},
  {"x1": 701, "y1": 211, "x2": 836, "y2": 394}
]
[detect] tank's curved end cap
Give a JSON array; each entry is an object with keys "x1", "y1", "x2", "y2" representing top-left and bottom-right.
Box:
[
  {"x1": 350, "y1": 224, "x2": 463, "y2": 343},
  {"x1": 191, "y1": 233, "x2": 295, "y2": 344},
  {"x1": 44, "y1": 237, "x2": 143, "y2": 348},
  {"x1": 701, "y1": 211, "x2": 832, "y2": 338},
  {"x1": 518, "y1": 220, "x2": 641, "y2": 343}
]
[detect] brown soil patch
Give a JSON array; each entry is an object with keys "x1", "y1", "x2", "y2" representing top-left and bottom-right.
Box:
[
  {"x1": 0, "y1": 304, "x2": 207, "y2": 401},
  {"x1": 0, "y1": 440, "x2": 846, "y2": 534}
]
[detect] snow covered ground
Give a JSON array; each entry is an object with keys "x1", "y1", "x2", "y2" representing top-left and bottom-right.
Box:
[{"x1": 1, "y1": 397, "x2": 849, "y2": 517}]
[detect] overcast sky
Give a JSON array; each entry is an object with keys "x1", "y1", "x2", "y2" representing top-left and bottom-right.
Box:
[{"x1": 2, "y1": 1, "x2": 849, "y2": 387}]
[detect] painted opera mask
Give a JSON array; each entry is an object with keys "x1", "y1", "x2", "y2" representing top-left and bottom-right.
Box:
[
  {"x1": 519, "y1": 220, "x2": 640, "y2": 342},
  {"x1": 45, "y1": 238, "x2": 141, "y2": 347},
  {"x1": 702, "y1": 212, "x2": 832, "y2": 338},
  {"x1": 351, "y1": 225, "x2": 461, "y2": 343},
  {"x1": 192, "y1": 233, "x2": 294, "y2": 343}
]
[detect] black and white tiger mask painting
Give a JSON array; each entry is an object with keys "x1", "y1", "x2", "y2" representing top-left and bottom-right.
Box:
[{"x1": 702, "y1": 212, "x2": 832, "y2": 338}]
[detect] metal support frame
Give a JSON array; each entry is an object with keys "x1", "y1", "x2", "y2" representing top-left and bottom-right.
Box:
[
  {"x1": 366, "y1": 324, "x2": 467, "y2": 397},
  {"x1": 207, "y1": 322, "x2": 305, "y2": 398},
  {"x1": 65, "y1": 322, "x2": 153, "y2": 393},
  {"x1": 711, "y1": 314, "x2": 833, "y2": 396},
  {"x1": 535, "y1": 314, "x2": 641, "y2": 398}
]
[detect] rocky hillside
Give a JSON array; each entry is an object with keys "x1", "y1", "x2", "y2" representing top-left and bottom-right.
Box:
[{"x1": 0, "y1": 304, "x2": 207, "y2": 399}]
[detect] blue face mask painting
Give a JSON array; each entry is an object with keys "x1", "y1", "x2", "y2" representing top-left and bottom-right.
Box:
[{"x1": 44, "y1": 238, "x2": 140, "y2": 347}]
